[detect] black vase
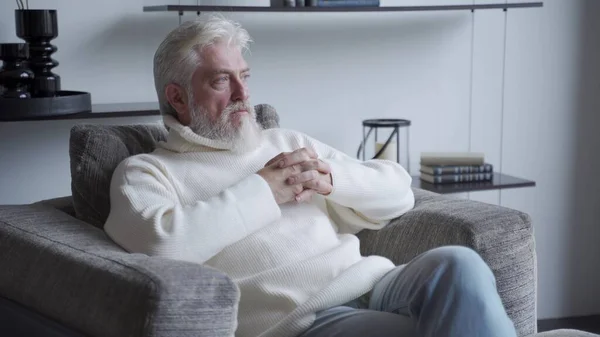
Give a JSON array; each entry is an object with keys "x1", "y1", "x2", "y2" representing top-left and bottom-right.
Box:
[
  {"x1": 15, "y1": 9, "x2": 60, "y2": 97},
  {"x1": 0, "y1": 43, "x2": 34, "y2": 99}
]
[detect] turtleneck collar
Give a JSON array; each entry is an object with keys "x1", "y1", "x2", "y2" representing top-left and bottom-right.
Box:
[{"x1": 157, "y1": 114, "x2": 233, "y2": 153}]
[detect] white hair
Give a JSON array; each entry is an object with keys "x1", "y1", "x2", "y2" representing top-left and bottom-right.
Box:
[{"x1": 153, "y1": 15, "x2": 253, "y2": 118}]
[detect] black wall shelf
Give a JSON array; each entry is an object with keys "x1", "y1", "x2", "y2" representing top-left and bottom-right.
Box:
[
  {"x1": 0, "y1": 102, "x2": 160, "y2": 122},
  {"x1": 143, "y1": 2, "x2": 543, "y2": 14},
  {"x1": 411, "y1": 172, "x2": 535, "y2": 194}
]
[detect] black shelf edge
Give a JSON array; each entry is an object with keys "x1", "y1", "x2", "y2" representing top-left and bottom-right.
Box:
[
  {"x1": 0, "y1": 102, "x2": 161, "y2": 122},
  {"x1": 143, "y1": 2, "x2": 542, "y2": 13},
  {"x1": 411, "y1": 172, "x2": 536, "y2": 194}
]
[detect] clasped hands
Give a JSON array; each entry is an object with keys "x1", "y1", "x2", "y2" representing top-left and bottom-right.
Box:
[{"x1": 257, "y1": 148, "x2": 333, "y2": 205}]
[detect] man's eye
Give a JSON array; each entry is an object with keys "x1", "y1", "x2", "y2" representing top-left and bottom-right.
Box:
[
  {"x1": 215, "y1": 76, "x2": 228, "y2": 83},
  {"x1": 242, "y1": 73, "x2": 251, "y2": 81}
]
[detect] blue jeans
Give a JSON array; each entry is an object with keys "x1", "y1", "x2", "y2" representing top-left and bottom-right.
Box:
[{"x1": 299, "y1": 246, "x2": 517, "y2": 337}]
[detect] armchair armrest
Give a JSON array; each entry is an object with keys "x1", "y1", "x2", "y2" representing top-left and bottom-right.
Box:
[
  {"x1": 356, "y1": 188, "x2": 537, "y2": 337},
  {"x1": 33, "y1": 195, "x2": 76, "y2": 216},
  {"x1": 0, "y1": 203, "x2": 239, "y2": 337}
]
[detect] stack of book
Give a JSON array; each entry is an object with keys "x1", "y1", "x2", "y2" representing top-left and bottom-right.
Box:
[
  {"x1": 419, "y1": 152, "x2": 494, "y2": 184},
  {"x1": 306, "y1": 0, "x2": 380, "y2": 7}
]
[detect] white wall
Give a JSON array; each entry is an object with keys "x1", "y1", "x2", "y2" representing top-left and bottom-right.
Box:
[{"x1": 1, "y1": 0, "x2": 599, "y2": 320}]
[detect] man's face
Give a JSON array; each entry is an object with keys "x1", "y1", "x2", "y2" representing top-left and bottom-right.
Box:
[
  {"x1": 190, "y1": 41, "x2": 252, "y2": 128},
  {"x1": 173, "y1": 41, "x2": 262, "y2": 152}
]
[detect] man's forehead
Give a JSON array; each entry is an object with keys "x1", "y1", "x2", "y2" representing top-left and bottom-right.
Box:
[{"x1": 198, "y1": 43, "x2": 247, "y2": 71}]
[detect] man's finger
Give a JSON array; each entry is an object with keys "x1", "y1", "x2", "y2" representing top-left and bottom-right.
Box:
[
  {"x1": 298, "y1": 159, "x2": 319, "y2": 172},
  {"x1": 295, "y1": 147, "x2": 317, "y2": 158},
  {"x1": 316, "y1": 159, "x2": 331, "y2": 174},
  {"x1": 279, "y1": 148, "x2": 318, "y2": 168},
  {"x1": 286, "y1": 170, "x2": 319, "y2": 185},
  {"x1": 264, "y1": 152, "x2": 289, "y2": 167},
  {"x1": 302, "y1": 178, "x2": 333, "y2": 195},
  {"x1": 297, "y1": 159, "x2": 330, "y2": 175},
  {"x1": 295, "y1": 188, "x2": 316, "y2": 203}
]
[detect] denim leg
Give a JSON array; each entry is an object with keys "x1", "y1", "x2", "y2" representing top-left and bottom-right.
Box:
[
  {"x1": 369, "y1": 246, "x2": 517, "y2": 337},
  {"x1": 298, "y1": 306, "x2": 415, "y2": 337}
]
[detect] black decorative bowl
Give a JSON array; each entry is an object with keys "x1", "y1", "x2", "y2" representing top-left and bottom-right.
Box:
[{"x1": 0, "y1": 90, "x2": 91, "y2": 121}]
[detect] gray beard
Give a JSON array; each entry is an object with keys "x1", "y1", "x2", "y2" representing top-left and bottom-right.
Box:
[{"x1": 188, "y1": 101, "x2": 263, "y2": 153}]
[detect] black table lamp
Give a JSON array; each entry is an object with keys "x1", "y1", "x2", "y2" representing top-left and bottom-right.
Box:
[{"x1": 357, "y1": 118, "x2": 411, "y2": 173}]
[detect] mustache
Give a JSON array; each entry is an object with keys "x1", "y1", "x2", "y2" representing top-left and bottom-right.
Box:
[{"x1": 222, "y1": 101, "x2": 254, "y2": 117}]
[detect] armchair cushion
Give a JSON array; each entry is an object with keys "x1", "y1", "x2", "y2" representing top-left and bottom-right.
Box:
[{"x1": 69, "y1": 123, "x2": 168, "y2": 229}]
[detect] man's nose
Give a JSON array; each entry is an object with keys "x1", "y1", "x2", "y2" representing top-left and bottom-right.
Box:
[{"x1": 232, "y1": 78, "x2": 248, "y2": 102}]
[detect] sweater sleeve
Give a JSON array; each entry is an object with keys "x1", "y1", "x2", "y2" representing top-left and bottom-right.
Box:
[
  {"x1": 291, "y1": 131, "x2": 415, "y2": 234},
  {"x1": 103, "y1": 155, "x2": 281, "y2": 264}
]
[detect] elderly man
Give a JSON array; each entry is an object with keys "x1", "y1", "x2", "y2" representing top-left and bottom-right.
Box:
[{"x1": 104, "y1": 15, "x2": 517, "y2": 337}]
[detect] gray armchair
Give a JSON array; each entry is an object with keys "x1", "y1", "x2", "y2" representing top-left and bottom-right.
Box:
[{"x1": 0, "y1": 105, "x2": 583, "y2": 337}]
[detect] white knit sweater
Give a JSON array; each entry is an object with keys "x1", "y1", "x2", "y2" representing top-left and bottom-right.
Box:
[{"x1": 104, "y1": 115, "x2": 415, "y2": 337}]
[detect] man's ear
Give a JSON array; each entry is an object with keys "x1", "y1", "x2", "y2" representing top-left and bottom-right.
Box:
[{"x1": 165, "y1": 83, "x2": 191, "y2": 125}]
